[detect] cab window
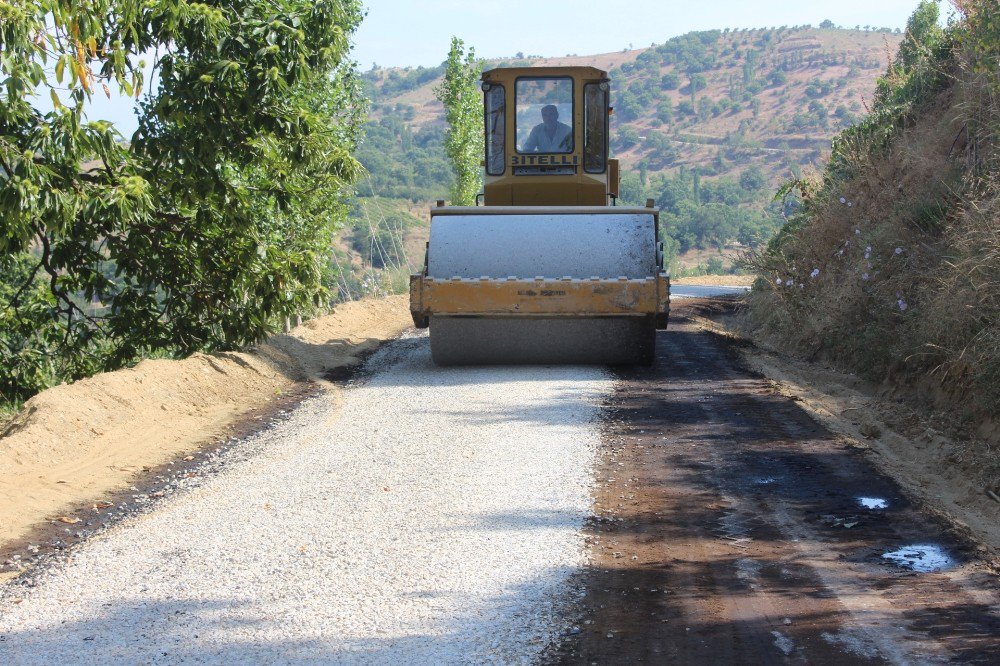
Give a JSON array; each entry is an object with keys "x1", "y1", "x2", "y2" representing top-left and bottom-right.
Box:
[
  {"x1": 584, "y1": 82, "x2": 609, "y2": 173},
  {"x1": 484, "y1": 84, "x2": 505, "y2": 176},
  {"x1": 515, "y1": 77, "x2": 573, "y2": 154}
]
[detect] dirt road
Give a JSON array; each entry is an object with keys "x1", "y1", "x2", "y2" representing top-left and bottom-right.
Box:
[
  {"x1": 552, "y1": 302, "x2": 1000, "y2": 664},
  {"x1": 1, "y1": 300, "x2": 998, "y2": 663}
]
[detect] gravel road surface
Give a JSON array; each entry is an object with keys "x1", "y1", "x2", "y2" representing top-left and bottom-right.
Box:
[
  {"x1": 3, "y1": 302, "x2": 999, "y2": 665},
  {"x1": 0, "y1": 336, "x2": 611, "y2": 664}
]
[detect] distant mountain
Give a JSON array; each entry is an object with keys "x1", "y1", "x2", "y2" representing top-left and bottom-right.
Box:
[
  {"x1": 363, "y1": 27, "x2": 899, "y2": 188},
  {"x1": 352, "y1": 26, "x2": 902, "y2": 271}
]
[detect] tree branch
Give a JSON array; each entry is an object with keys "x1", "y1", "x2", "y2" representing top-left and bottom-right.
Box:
[{"x1": 7, "y1": 260, "x2": 43, "y2": 309}]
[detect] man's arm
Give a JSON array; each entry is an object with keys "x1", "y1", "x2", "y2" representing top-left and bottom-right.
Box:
[{"x1": 522, "y1": 125, "x2": 540, "y2": 152}]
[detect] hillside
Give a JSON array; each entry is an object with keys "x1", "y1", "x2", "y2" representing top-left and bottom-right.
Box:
[
  {"x1": 744, "y1": 2, "x2": 1000, "y2": 434},
  {"x1": 353, "y1": 26, "x2": 902, "y2": 274},
  {"x1": 366, "y1": 28, "x2": 899, "y2": 185}
]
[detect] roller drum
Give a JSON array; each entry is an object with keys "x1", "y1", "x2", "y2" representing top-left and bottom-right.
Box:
[
  {"x1": 424, "y1": 211, "x2": 661, "y2": 366},
  {"x1": 430, "y1": 316, "x2": 656, "y2": 366},
  {"x1": 427, "y1": 213, "x2": 657, "y2": 280}
]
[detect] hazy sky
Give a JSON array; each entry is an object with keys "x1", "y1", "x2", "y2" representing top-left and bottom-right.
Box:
[
  {"x1": 77, "y1": 0, "x2": 944, "y2": 134},
  {"x1": 353, "y1": 0, "x2": 941, "y2": 68}
]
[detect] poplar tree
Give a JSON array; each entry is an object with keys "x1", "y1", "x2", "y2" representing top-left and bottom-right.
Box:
[{"x1": 435, "y1": 37, "x2": 483, "y2": 206}]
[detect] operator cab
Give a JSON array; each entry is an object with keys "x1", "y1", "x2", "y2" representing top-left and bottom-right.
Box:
[{"x1": 482, "y1": 66, "x2": 619, "y2": 206}]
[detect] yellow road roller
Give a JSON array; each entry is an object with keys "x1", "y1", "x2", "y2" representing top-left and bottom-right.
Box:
[{"x1": 409, "y1": 66, "x2": 669, "y2": 365}]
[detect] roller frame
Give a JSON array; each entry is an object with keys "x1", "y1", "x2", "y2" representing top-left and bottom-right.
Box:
[{"x1": 410, "y1": 274, "x2": 670, "y2": 326}]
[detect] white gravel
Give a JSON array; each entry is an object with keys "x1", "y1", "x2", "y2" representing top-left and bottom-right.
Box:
[{"x1": 0, "y1": 336, "x2": 611, "y2": 664}]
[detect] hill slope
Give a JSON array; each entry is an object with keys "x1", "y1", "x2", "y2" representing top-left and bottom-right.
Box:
[
  {"x1": 362, "y1": 27, "x2": 900, "y2": 191},
  {"x1": 353, "y1": 27, "x2": 901, "y2": 273},
  {"x1": 744, "y1": 2, "x2": 1000, "y2": 431}
]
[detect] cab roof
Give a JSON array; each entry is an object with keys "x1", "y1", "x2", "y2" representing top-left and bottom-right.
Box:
[{"x1": 481, "y1": 66, "x2": 609, "y2": 83}]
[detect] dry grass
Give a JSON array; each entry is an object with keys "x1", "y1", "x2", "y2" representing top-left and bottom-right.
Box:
[
  {"x1": 673, "y1": 274, "x2": 755, "y2": 287},
  {"x1": 743, "y1": 6, "x2": 1000, "y2": 420}
]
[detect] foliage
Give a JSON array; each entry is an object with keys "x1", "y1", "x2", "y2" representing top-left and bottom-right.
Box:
[
  {"x1": 897, "y1": 0, "x2": 945, "y2": 71},
  {"x1": 621, "y1": 168, "x2": 784, "y2": 253},
  {"x1": 356, "y1": 116, "x2": 451, "y2": 200},
  {"x1": 615, "y1": 126, "x2": 640, "y2": 150},
  {"x1": 829, "y1": 0, "x2": 949, "y2": 180},
  {"x1": 343, "y1": 198, "x2": 418, "y2": 270},
  {"x1": 661, "y1": 72, "x2": 681, "y2": 90},
  {"x1": 435, "y1": 37, "x2": 483, "y2": 206},
  {"x1": 739, "y1": 165, "x2": 767, "y2": 192},
  {"x1": 0, "y1": 0, "x2": 365, "y2": 402},
  {"x1": 688, "y1": 73, "x2": 708, "y2": 99},
  {"x1": 359, "y1": 25, "x2": 895, "y2": 289}
]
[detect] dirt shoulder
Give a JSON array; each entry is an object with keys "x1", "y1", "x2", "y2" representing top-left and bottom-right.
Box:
[
  {"x1": 0, "y1": 296, "x2": 410, "y2": 555},
  {"x1": 672, "y1": 274, "x2": 755, "y2": 287},
  {"x1": 692, "y1": 300, "x2": 1000, "y2": 556}
]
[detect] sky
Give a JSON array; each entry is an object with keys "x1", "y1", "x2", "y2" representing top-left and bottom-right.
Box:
[
  {"x1": 73, "y1": 0, "x2": 944, "y2": 134},
  {"x1": 352, "y1": 0, "x2": 940, "y2": 68}
]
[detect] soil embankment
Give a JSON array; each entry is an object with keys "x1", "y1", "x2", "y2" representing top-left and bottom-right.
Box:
[
  {"x1": 671, "y1": 275, "x2": 754, "y2": 287},
  {"x1": 0, "y1": 296, "x2": 410, "y2": 554}
]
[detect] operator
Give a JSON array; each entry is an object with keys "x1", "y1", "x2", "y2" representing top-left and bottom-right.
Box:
[{"x1": 521, "y1": 104, "x2": 572, "y2": 152}]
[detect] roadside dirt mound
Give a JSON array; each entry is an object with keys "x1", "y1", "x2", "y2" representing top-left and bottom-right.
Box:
[
  {"x1": 0, "y1": 296, "x2": 410, "y2": 551},
  {"x1": 672, "y1": 274, "x2": 755, "y2": 287}
]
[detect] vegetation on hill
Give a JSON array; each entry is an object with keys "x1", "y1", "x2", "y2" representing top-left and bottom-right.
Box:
[
  {"x1": 744, "y1": 0, "x2": 1000, "y2": 418},
  {"x1": 0, "y1": 13, "x2": 918, "y2": 407},
  {"x1": 324, "y1": 197, "x2": 423, "y2": 302},
  {"x1": 359, "y1": 26, "x2": 900, "y2": 273},
  {"x1": 0, "y1": 0, "x2": 365, "y2": 403}
]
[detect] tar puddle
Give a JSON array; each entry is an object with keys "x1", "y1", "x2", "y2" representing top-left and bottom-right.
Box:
[
  {"x1": 881, "y1": 544, "x2": 954, "y2": 572},
  {"x1": 857, "y1": 497, "x2": 889, "y2": 510}
]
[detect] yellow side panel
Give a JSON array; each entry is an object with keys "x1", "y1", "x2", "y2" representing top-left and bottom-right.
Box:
[
  {"x1": 511, "y1": 182, "x2": 579, "y2": 206},
  {"x1": 413, "y1": 276, "x2": 669, "y2": 317},
  {"x1": 483, "y1": 183, "x2": 512, "y2": 206}
]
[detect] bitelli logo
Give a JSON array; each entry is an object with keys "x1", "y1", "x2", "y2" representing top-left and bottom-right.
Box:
[{"x1": 510, "y1": 155, "x2": 579, "y2": 166}]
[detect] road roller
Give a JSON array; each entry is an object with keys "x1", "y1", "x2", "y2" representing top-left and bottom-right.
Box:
[{"x1": 409, "y1": 66, "x2": 670, "y2": 365}]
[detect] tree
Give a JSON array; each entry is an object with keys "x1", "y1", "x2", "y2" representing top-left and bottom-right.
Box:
[
  {"x1": 616, "y1": 126, "x2": 641, "y2": 150},
  {"x1": 740, "y1": 166, "x2": 767, "y2": 192},
  {"x1": 656, "y1": 98, "x2": 675, "y2": 124},
  {"x1": 897, "y1": 1, "x2": 944, "y2": 71},
  {"x1": 618, "y1": 172, "x2": 645, "y2": 206},
  {"x1": 0, "y1": 0, "x2": 366, "y2": 401},
  {"x1": 820, "y1": 20, "x2": 836, "y2": 29},
  {"x1": 689, "y1": 73, "x2": 708, "y2": 103},
  {"x1": 661, "y1": 72, "x2": 682, "y2": 90},
  {"x1": 436, "y1": 37, "x2": 483, "y2": 206}
]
